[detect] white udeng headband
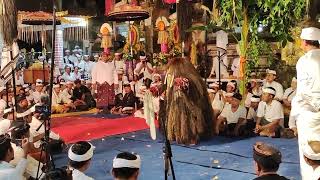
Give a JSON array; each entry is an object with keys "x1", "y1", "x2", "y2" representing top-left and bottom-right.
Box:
[
  {"x1": 68, "y1": 143, "x2": 95, "y2": 162},
  {"x1": 303, "y1": 142, "x2": 320, "y2": 160},
  {"x1": 227, "y1": 82, "x2": 235, "y2": 89},
  {"x1": 250, "y1": 97, "x2": 261, "y2": 103},
  {"x1": 140, "y1": 56, "x2": 146, "y2": 59},
  {"x1": 262, "y1": 88, "x2": 275, "y2": 95},
  {"x1": 113, "y1": 155, "x2": 141, "y2": 169}
]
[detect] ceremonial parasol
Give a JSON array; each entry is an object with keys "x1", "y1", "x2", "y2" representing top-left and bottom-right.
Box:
[
  {"x1": 106, "y1": 3, "x2": 150, "y2": 55},
  {"x1": 106, "y1": 3, "x2": 149, "y2": 22}
]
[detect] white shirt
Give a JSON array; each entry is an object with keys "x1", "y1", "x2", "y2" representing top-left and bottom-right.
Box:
[
  {"x1": 79, "y1": 61, "x2": 95, "y2": 79},
  {"x1": 91, "y1": 61, "x2": 118, "y2": 85},
  {"x1": 312, "y1": 166, "x2": 320, "y2": 180},
  {"x1": 52, "y1": 91, "x2": 72, "y2": 106},
  {"x1": 15, "y1": 75, "x2": 24, "y2": 86},
  {"x1": 220, "y1": 104, "x2": 247, "y2": 124},
  {"x1": 283, "y1": 87, "x2": 296, "y2": 102},
  {"x1": 72, "y1": 169, "x2": 94, "y2": 180},
  {"x1": 0, "y1": 119, "x2": 11, "y2": 135},
  {"x1": 61, "y1": 72, "x2": 75, "y2": 82},
  {"x1": 61, "y1": 88, "x2": 73, "y2": 100},
  {"x1": 134, "y1": 62, "x2": 153, "y2": 80},
  {"x1": 114, "y1": 60, "x2": 125, "y2": 71},
  {"x1": 295, "y1": 49, "x2": 320, "y2": 112},
  {"x1": 257, "y1": 100, "x2": 284, "y2": 123},
  {"x1": 211, "y1": 92, "x2": 225, "y2": 111},
  {"x1": 71, "y1": 72, "x2": 82, "y2": 80},
  {"x1": 263, "y1": 81, "x2": 284, "y2": 100},
  {"x1": 0, "y1": 158, "x2": 27, "y2": 180},
  {"x1": 247, "y1": 107, "x2": 258, "y2": 122},
  {"x1": 10, "y1": 143, "x2": 44, "y2": 179},
  {"x1": 32, "y1": 91, "x2": 46, "y2": 104}
]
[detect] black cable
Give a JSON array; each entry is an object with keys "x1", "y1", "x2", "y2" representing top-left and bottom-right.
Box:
[
  {"x1": 175, "y1": 160, "x2": 256, "y2": 175},
  {"x1": 112, "y1": 136, "x2": 299, "y2": 164}
]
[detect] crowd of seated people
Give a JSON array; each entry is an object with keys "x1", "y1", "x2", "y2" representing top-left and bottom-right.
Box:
[{"x1": 209, "y1": 69, "x2": 297, "y2": 138}]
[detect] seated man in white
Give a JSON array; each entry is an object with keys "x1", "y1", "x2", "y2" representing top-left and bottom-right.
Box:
[
  {"x1": 255, "y1": 87, "x2": 284, "y2": 137},
  {"x1": 112, "y1": 152, "x2": 141, "y2": 180},
  {"x1": 52, "y1": 84, "x2": 76, "y2": 114},
  {"x1": 215, "y1": 93, "x2": 247, "y2": 136},
  {"x1": 32, "y1": 79, "x2": 46, "y2": 104},
  {"x1": 263, "y1": 69, "x2": 284, "y2": 101},
  {"x1": 68, "y1": 141, "x2": 95, "y2": 180},
  {"x1": 283, "y1": 77, "x2": 297, "y2": 116},
  {"x1": 244, "y1": 95, "x2": 261, "y2": 136},
  {"x1": 0, "y1": 133, "x2": 30, "y2": 180},
  {"x1": 62, "y1": 66, "x2": 76, "y2": 82}
]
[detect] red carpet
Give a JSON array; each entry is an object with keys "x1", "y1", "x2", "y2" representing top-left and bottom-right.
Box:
[{"x1": 51, "y1": 115, "x2": 148, "y2": 143}]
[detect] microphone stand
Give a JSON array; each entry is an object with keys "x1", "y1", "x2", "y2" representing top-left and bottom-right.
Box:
[
  {"x1": 161, "y1": 98, "x2": 176, "y2": 180},
  {"x1": 36, "y1": 0, "x2": 57, "y2": 178}
]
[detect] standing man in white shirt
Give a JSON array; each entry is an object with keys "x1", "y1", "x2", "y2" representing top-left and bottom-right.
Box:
[
  {"x1": 134, "y1": 55, "x2": 153, "y2": 80},
  {"x1": 263, "y1": 69, "x2": 284, "y2": 101},
  {"x1": 91, "y1": 52, "x2": 119, "y2": 111},
  {"x1": 291, "y1": 27, "x2": 320, "y2": 180},
  {"x1": 215, "y1": 93, "x2": 247, "y2": 136},
  {"x1": 114, "y1": 52, "x2": 125, "y2": 72},
  {"x1": 255, "y1": 87, "x2": 284, "y2": 137},
  {"x1": 0, "y1": 134, "x2": 30, "y2": 180},
  {"x1": 68, "y1": 141, "x2": 95, "y2": 180}
]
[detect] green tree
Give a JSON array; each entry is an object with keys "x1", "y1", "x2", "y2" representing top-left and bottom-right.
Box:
[{"x1": 193, "y1": 0, "x2": 306, "y2": 94}]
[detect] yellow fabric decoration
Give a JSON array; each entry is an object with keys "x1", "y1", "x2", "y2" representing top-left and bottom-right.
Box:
[{"x1": 190, "y1": 42, "x2": 197, "y2": 66}]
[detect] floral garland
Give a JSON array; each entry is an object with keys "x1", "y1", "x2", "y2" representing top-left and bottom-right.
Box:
[
  {"x1": 123, "y1": 53, "x2": 134, "y2": 61},
  {"x1": 174, "y1": 77, "x2": 189, "y2": 91},
  {"x1": 152, "y1": 52, "x2": 168, "y2": 67}
]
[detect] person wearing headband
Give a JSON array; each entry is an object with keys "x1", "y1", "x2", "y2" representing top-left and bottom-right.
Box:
[
  {"x1": 244, "y1": 95, "x2": 261, "y2": 137},
  {"x1": 262, "y1": 69, "x2": 284, "y2": 101},
  {"x1": 0, "y1": 134, "x2": 30, "y2": 180},
  {"x1": 91, "y1": 51, "x2": 119, "y2": 112},
  {"x1": 215, "y1": 93, "x2": 247, "y2": 136},
  {"x1": 32, "y1": 80, "x2": 46, "y2": 104},
  {"x1": 71, "y1": 66, "x2": 82, "y2": 81},
  {"x1": 255, "y1": 87, "x2": 284, "y2": 137},
  {"x1": 0, "y1": 108, "x2": 14, "y2": 135},
  {"x1": 68, "y1": 141, "x2": 95, "y2": 180},
  {"x1": 52, "y1": 84, "x2": 76, "y2": 114},
  {"x1": 134, "y1": 52, "x2": 154, "y2": 80},
  {"x1": 114, "y1": 52, "x2": 125, "y2": 72},
  {"x1": 292, "y1": 26, "x2": 320, "y2": 180},
  {"x1": 112, "y1": 152, "x2": 141, "y2": 180},
  {"x1": 253, "y1": 142, "x2": 288, "y2": 180},
  {"x1": 282, "y1": 77, "x2": 297, "y2": 127},
  {"x1": 62, "y1": 65, "x2": 76, "y2": 82},
  {"x1": 79, "y1": 54, "x2": 95, "y2": 80},
  {"x1": 302, "y1": 137, "x2": 320, "y2": 179}
]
